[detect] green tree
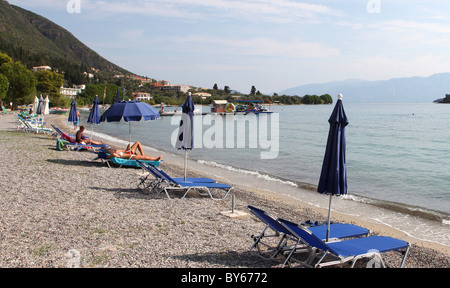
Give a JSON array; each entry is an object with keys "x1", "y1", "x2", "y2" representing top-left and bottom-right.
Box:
[
  {"x1": 320, "y1": 94, "x2": 333, "y2": 104},
  {"x1": 250, "y1": 85, "x2": 256, "y2": 96},
  {"x1": 0, "y1": 60, "x2": 36, "y2": 108},
  {"x1": 0, "y1": 52, "x2": 12, "y2": 66},
  {"x1": 0, "y1": 73, "x2": 9, "y2": 103},
  {"x1": 34, "y1": 70, "x2": 64, "y2": 106}
]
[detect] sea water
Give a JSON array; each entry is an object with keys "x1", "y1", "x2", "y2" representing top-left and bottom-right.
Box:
[{"x1": 76, "y1": 102, "x2": 450, "y2": 246}]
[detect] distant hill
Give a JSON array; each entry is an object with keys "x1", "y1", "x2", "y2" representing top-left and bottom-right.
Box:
[
  {"x1": 280, "y1": 73, "x2": 450, "y2": 103},
  {"x1": 0, "y1": 0, "x2": 130, "y2": 75}
]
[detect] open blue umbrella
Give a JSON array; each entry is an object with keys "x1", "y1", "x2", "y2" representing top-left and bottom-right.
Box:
[
  {"x1": 317, "y1": 94, "x2": 348, "y2": 241},
  {"x1": 87, "y1": 96, "x2": 101, "y2": 140},
  {"x1": 176, "y1": 92, "x2": 194, "y2": 181},
  {"x1": 100, "y1": 100, "x2": 160, "y2": 144}
]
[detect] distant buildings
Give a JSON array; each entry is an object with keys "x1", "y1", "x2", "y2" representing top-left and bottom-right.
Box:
[
  {"x1": 60, "y1": 85, "x2": 85, "y2": 98},
  {"x1": 192, "y1": 92, "x2": 212, "y2": 99},
  {"x1": 161, "y1": 84, "x2": 192, "y2": 93},
  {"x1": 32, "y1": 66, "x2": 51, "y2": 72},
  {"x1": 135, "y1": 92, "x2": 152, "y2": 101},
  {"x1": 129, "y1": 74, "x2": 153, "y2": 84}
]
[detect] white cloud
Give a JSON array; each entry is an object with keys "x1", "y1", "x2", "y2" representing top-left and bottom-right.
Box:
[
  {"x1": 170, "y1": 35, "x2": 340, "y2": 59},
  {"x1": 374, "y1": 20, "x2": 450, "y2": 34},
  {"x1": 78, "y1": 0, "x2": 343, "y2": 23}
]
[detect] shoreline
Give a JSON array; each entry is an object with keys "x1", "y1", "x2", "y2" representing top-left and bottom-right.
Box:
[
  {"x1": 1, "y1": 112, "x2": 449, "y2": 267},
  {"x1": 42, "y1": 114, "x2": 450, "y2": 257}
]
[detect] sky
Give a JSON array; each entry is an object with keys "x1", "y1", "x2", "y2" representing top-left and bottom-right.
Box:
[{"x1": 6, "y1": 0, "x2": 450, "y2": 94}]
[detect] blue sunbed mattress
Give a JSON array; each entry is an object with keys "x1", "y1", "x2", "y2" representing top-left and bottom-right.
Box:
[{"x1": 109, "y1": 156, "x2": 161, "y2": 167}]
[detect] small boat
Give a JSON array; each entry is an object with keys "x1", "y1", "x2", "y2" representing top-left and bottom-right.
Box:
[
  {"x1": 51, "y1": 107, "x2": 69, "y2": 114},
  {"x1": 210, "y1": 99, "x2": 272, "y2": 115},
  {"x1": 159, "y1": 105, "x2": 203, "y2": 116},
  {"x1": 159, "y1": 105, "x2": 180, "y2": 116}
]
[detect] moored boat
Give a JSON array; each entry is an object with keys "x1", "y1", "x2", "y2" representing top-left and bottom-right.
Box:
[{"x1": 210, "y1": 99, "x2": 272, "y2": 115}]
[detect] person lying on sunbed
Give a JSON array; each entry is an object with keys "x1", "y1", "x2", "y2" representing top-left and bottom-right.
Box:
[
  {"x1": 105, "y1": 142, "x2": 162, "y2": 161},
  {"x1": 76, "y1": 125, "x2": 104, "y2": 145}
]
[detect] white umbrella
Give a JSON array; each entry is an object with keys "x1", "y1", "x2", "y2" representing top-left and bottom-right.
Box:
[
  {"x1": 32, "y1": 96, "x2": 39, "y2": 115},
  {"x1": 44, "y1": 96, "x2": 50, "y2": 115}
]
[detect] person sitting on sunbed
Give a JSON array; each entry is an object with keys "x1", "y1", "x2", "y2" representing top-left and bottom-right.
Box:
[
  {"x1": 76, "y1": 125, "x2": 104, "y2": 145},
  {"x1": 105, "y1": 142, "x2": 162, "y2": 161}
]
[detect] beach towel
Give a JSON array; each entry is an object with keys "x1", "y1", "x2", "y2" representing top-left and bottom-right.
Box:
[{"x1": 56, "y1": 139, "x2": 69, "y2": 151}]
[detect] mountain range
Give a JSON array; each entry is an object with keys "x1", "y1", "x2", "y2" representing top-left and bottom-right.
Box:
[
  {"x1": 279, "y1": 73, "x2": 450, "y2": 103},
  {"x1": 0, "y1": 0, "x2": 129, "y2": 74}
]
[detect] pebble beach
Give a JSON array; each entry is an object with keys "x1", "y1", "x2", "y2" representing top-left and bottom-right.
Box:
[{"x1": 1, "y1": 112, "x2": 449, "y2": 269}]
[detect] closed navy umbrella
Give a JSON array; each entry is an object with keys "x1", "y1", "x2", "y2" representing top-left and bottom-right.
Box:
[
  {"x1": 318, "y1": 94, "x2": 348, "y2": 241},
  {"x1": 115, "y1": 88, "x2": 121, "y2": 103},
  {"x1": 36, "y1": 95, "x2": 44, "y2": 115},
  {"x1": 87, "y1": 96, "x2": 101, "y2": 140},
  {"x1": 68, "y1": 98, "x2": 79, "y2": 132},
  {"x1": 68, "y1": 98, "x2": 78, "y2": 123},
  {"x1": 100, "y1": 100, "x2": 159, "y2": 144},
  {"x1": 176, "y1": 92, "x2": 194, "y2": 181},
  {"x1": 36, "y1": 95, "x2": 45, "y2": 127}
]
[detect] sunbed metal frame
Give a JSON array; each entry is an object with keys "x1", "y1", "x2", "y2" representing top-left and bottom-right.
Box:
[
  {"x1": 279, "y1": 218, "x2": 410, "y2": 268},
  {"x1": 137, "y1": 161, "x2": 232, "y2": 200}
]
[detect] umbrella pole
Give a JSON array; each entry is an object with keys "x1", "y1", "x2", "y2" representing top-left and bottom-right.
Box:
[
  {"x1": 129, "y1": 122, "x2": 131, "y2": 146},
  {"x1": 184, "y1": 150, "x2": 188, "y2": 182},
  {"x1": 326, "y1": 194, "x2": 332, "y2": 242}
]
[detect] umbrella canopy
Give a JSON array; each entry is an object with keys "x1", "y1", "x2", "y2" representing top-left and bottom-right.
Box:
[
  {"x1": 115, "y1": 88, "x2": 121, "y2": 103},
  {"x1": 317, "y1": 94, "x2": 348, "y2": 241},
  {"x1": 176, "y1": 92, "x2": 195, "y2": 181},
  {"x1": 36, "y1": 95, "x2": 45, "y2": 115},
  {"x1": 87, "y1": 96, "x2": 101, "y2": 125},
  {"x1": 68, "y1": 98, "x2": 78, "y2": 123},
  {"x1": 44, "y1": 96, "x2": 50, "y2": 115},
  {"x1": 176, "y1": 92, "x2": 194, "y2": 150},
  {"x1": 100, "y1": 100, "x2": 159, "y2": 143},
  {"x1": 32, "y1": 96, "x2": 39, "y2": 114},
  {"x1": 87, "y1": 96, "x2": 101, "y2": 140}
]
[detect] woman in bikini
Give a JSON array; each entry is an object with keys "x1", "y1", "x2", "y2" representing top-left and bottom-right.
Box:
[{"x1": 105, "y1": 142, "x2": 162, "y2": 161}]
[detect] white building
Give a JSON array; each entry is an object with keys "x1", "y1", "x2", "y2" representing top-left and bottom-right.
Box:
[
  {"x1": 60, "y1": 85, "x2": 86, "y2": 98},
  {"x1": 33, "y1": 66, "x2": 51, "y2": 72},
  {"x1": 135, "y1": 92, "x2": 152, "y2": 101}
]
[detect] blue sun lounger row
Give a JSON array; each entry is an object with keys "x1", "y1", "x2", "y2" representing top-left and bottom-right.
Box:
[
  {"x1": 137, "y1": 160, "x2": 232, "y2": 200},
  {"x1": 248, "y1": 206, "x2": 410, "y2": 268},
  {"x1": 279, "y1": 218, "x2": 410, "y2": 268},
  {"x1": 248, "y1": 206, "x2": 370, "y2": 261}
]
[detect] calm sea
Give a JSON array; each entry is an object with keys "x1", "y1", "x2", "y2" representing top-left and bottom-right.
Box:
[{"x1": 75, "y1": 102, "x2": 450, "y2": 246}]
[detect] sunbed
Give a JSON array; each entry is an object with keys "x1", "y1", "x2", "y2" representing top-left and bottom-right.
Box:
[
  {"x1": 247, "y1": 206, "x2": 370, "y2": 261},
  {"x1": 279, "y1": 218, "x2": 410, "y2": 268},
  {"x1": 137, "y1": 161, "x2": 214, "y2": 192},
  {"x1": 137, "y1": 160, "x2": 232, "y2": 200},
  {"x1": 51, "y1": 124, "x2": 106, "y2": 151},
  {"x1": 17, "y1": 115, "x2": 54, "y2": 134},
  {"x1": 93, "y1": 149, "x2": 162, "y2": 168}
]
